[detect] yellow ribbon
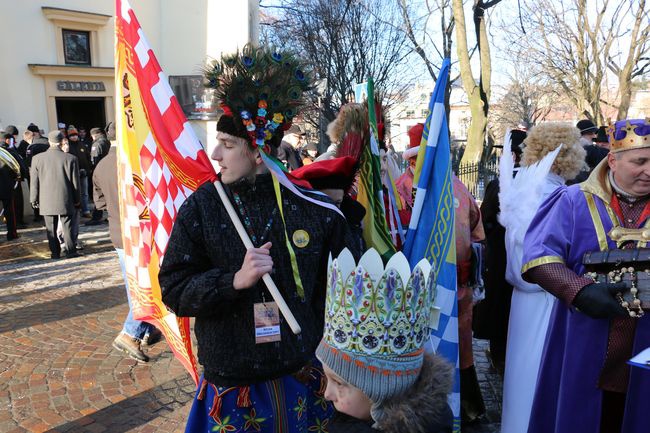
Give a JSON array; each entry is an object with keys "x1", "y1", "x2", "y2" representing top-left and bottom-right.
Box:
[{"x1": 272, "y1": 175, "x2": 305, "y2": 300}]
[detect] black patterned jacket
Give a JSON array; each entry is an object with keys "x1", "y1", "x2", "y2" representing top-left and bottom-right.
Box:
[{"x1": 160, "y1": 173, "x2": 355, "y2": 386}]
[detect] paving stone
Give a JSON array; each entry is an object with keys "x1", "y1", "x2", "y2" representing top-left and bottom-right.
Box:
[{"x1": 0, "y1": 221, "x2": 505, "y2": 432}]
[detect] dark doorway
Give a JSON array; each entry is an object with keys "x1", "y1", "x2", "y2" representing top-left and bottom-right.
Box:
[{"x1": 55, "y1": 97, "x2": 106, "y2": 132}]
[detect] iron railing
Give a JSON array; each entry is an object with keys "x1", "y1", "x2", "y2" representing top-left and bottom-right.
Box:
[{"x1": 454, "y1": 160, "x2": 499, "y2": 200}]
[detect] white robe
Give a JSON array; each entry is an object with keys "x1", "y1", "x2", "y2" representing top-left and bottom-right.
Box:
[{"x1": 500, "y1": 173, "x2": 563, "y2": 433}]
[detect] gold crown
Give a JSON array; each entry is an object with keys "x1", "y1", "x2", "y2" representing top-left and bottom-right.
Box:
[{"x1": 608, "y1": 119, "x2": 650, "y2": 153}]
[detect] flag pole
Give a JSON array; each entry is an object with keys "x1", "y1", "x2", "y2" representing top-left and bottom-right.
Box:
[{"x1": 214, "y1": 180, "x2": 302, "y2": 335}]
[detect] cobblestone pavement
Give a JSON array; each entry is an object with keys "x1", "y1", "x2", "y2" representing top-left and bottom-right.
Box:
[{"x1": 0, "y1": 220, "x2": 503, "y2": 432}]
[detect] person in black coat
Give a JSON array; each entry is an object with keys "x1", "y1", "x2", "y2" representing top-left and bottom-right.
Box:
[
  {"x1": 473, "y1": 129, "x2": 526, "y2": 374},
  {"x1": 30, "y1": 131, "x2": 80, "y2": 259},
  {"x1": 0, "y1": 141, "x2": 20, "y2": 240},
  {"x1": 276, "y1": 124, "x2": 305, "y2": 171},
  {"x1": 2, "y1": 131, "x2": 27, "y2": 228},
  {"x1": 86, "y1": 126, "x2": 113, "y2": 226},
  {"x1": 24, "y1": 126, "x2": 50, "y2": 169},
  {"x1": 66, "y1": 126, "x2": 92, "y2": 217}
]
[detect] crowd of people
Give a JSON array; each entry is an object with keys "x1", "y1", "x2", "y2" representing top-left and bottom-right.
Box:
[
  {"x1": 0, "y1": 120, "x2": 163, "y2": 363},
  {"x1": 0, "y1": 122, "x2": 112, "y2": 247},
  {"x1": 2, "y1": 43, "x2": 648, "y2": 433}
]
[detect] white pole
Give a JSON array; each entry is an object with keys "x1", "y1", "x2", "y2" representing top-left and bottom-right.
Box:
[{"x1": 214, "y1": 180, "x2": 302, "y2": 334}]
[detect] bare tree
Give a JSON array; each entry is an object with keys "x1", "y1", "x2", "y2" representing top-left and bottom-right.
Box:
[
  {"x1": 453, "y1": 0, "x2": 502, "y2": 165},
  {"x1": 505, "y1": 0, "x2": 650, "y2": 124},
  {"x1": 396, "y1": 0, "x2": 459, "y2": 117},
  {"x1": 490, "y1": 65, "x2": 555, "y2": 138},
  {"x1": 261, "y1": 0, "x2": 413, "y2": 149}
]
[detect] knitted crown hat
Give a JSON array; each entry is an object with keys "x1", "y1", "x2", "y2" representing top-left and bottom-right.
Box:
[
  {"x1": 204, "y1": 44, "x2": 312, "y2": 155},
  {"x1": 316, "y1": 248, "x2": 439, "y2": 403}
]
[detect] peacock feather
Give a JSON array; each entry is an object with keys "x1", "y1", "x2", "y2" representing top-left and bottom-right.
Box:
[{"x1": 204, "y1": 44, "x2": 313, "y2": 146}]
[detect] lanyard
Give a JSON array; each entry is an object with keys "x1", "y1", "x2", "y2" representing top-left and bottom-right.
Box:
[{"x1": 232, "y1": 190, "x2": 277, "y2": 247}]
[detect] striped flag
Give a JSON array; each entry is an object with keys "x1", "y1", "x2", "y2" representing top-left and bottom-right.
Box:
[
  {"x1": 115, "y1": 0, "x2": 217, "y2": 383},
  {"x1": 355, "y1": 78, "x2": 396, "y2": 260},
  {"x1": 402, "y1": 59, "x2": 460, "y2": 432}
]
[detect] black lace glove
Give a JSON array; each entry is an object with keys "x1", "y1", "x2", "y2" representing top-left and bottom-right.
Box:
[{"x1": 572, "y1": 282, "x2": 628, "y2": 319}]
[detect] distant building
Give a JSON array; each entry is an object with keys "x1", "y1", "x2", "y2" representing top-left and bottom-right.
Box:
[
  {"x1": 388, "y1": 80, "x2": 470, "y2": 153},
  {"x1": 0, "y1": 0, "x2": 258, "y2": 149}
]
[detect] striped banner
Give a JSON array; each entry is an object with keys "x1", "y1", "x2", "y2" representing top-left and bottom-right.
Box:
[
  {"x1": 115, "y1": 0, "x2": 217, "y2": 383},
  {"x1": 355, "y1": 78, "x2": 396, "y2": 260},
  {"x1": 402, "y1": 59, "x2": 460, "y2": 431}
]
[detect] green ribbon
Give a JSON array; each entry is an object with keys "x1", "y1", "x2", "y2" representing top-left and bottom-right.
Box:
[{"x1": 271, "y1": 175, "x2": 306, "y2": 301}]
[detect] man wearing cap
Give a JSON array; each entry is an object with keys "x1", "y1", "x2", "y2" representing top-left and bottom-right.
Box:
[
  {"x1": 24, "y1": 124, "x2": 49, "y2": 169},
  {"x1": 522, "y1": 119, "x2": 650, "y2": 433},
  {"x1": 78, "y1": 126, "x2": 92, "y2": 148},
  {"x1": 67, "y1": 126, "x2": 92, "y2": 218},
  {"x1": 89, "y1": 127, "x2": 111, "y2": 167},
  {"x1": 30, "y1": 131, "x2": 80, "y2": 259},
  {"x1": 277, "y1": 124, "x2": 305, "y2": 171},
  {"x1": 58, "y1": 122, "x2": 67, "y2": 138},
  {"x1": 24, "y1": 124, "x2": 50, "y2": 222},
  {"x1": 571, "y1": 119, "x2": 609, "y2": 184},
  {"x1": 86, "y1": 126, "x2": 112, "y2": 226}
]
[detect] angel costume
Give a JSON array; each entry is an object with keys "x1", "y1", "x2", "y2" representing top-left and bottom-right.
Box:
[{"x1": 498, "y1": 141, "x2": 563, "y2": 433}]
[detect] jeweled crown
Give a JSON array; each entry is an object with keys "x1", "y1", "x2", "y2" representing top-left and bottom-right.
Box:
[
  {"x1": 607, "y1": 118, "x2": 650, "y2": 153},
  {"x1": 323, "y1": 248, "x2": 438, "y2": 357}
]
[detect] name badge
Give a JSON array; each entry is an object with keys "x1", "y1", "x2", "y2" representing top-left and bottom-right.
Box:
[{"x1": 254, "y1": 302, "x2": 281, "y2": 344}]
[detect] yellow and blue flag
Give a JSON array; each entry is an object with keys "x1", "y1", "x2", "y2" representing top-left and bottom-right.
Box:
[{"x1": 402, "y1": 59, "x2": 460, "y2": 432}]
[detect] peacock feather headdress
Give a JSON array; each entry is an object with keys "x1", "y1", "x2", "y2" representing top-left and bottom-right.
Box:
[{"x1": 204, "y1": 44, "x2": 313, "y2": 152}]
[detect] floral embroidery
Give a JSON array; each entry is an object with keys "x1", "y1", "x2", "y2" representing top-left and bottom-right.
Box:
[
  {"x1": 308, "y1": 417, "x2": 329, "y2": 433},
  {"x1": 313, "y1": 393, "x2": 328, "y2": 411},
  {"x1": 211, "y1": 415, "x2": 237, "y2": 433},
  {"x1": 243, "y1": 408, "x2": 266, "y2": 432},
  {"x1": 293, "y1": 395, "x2": 306, "y2": 420}
]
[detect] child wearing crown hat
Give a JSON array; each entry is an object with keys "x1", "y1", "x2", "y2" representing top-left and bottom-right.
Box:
[
  {"x1": 315, "y1": 249, "x2": 454, "y2": 432},
  {"x1": 159, "y1": 45, "x2": 359, "y2": 433}
]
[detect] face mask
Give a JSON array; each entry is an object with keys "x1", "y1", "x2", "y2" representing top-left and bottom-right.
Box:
[{"x1": 8, "y1": 138, "x2": 14, "y2": 148}]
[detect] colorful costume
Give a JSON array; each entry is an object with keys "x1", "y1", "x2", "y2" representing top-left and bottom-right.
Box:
[
  {"x1": 522, "y1": 119, "x2": 650, "y2": 433},
  {"x1": 452, "y1": 176, "x2": 486, "y2": 424}
]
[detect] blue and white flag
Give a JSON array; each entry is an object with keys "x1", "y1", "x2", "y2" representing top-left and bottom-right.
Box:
[{"x1": 402, "y1": 59, "x2": 460, "y2": 432}]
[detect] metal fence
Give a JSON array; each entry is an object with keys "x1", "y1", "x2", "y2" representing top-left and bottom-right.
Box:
[{"x1": 454, "y1": 160, "x2": 499, "y2": 200}]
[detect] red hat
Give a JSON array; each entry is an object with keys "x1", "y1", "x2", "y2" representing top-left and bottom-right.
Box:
[
  {"x1": 403, "y1": 123, "x2": 424, "y2": 160},
  {"x1": 291, "y1": 156, "x2": 358, "y2": 192}
]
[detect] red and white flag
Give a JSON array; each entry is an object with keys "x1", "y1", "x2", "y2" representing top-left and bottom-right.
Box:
[{"x1": 115, "y1": 0, "x2": 217, "y2": 383}]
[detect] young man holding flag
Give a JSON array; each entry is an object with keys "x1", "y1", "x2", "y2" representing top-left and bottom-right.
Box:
[{"x1": 158, "y1": 45, "x2": 355, "y2": 432}]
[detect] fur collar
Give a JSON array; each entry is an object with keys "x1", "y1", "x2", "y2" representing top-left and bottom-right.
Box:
[{"x1": 373, "y1": 353, "x2": 453, "y2": 433}]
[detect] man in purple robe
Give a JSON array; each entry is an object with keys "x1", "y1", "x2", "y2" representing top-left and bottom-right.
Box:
[{"x1": 521, "y1": 118, "x2": 650, "y2": 433}]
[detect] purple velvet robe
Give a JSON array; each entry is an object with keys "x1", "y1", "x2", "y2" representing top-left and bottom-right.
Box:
[{"x1": 522, "y1": 181, "x2": 650, "y2": 433}]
